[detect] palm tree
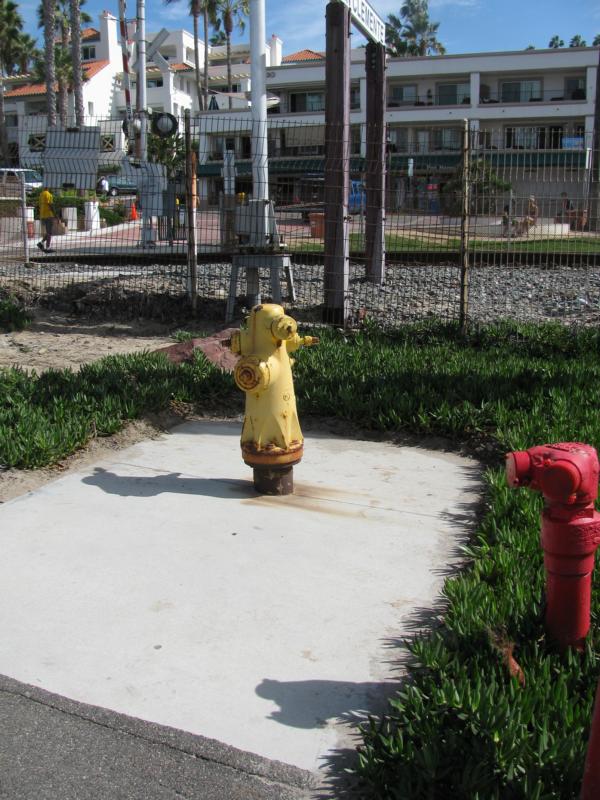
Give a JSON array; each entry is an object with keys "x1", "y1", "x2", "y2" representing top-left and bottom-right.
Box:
[
  {"x1": 0, "y1": 0, "x2": 24, "y2": 162},
  {"x1": 70, "y1": 0, "x2": 84, "y2": 125},
  {"x1": 34, "y1": 45, "x2": 72, "y2": 125},
  {"x1": 41, "y1": 0, "x2": 57, "y2": 126},
  {"x1": 548, "y1": 35, "x2": 564, "y2": 48},
  {"x1": 12, "y1": 33, "x2": 40, "y2": 74},
  {"x1": 594, "y1": 34, "x2": 600, "y2": 46},
  {"x1": 201, "y1": 0, "x2": 219, "y2": 112},
  {"x1": 38, "y1": 0, "x2": 90, "y2": 124},
  {"x1": 189, "y1": 0, "x2": 204, "y2": 110},
  {"x1": 569, "y1": 35, "x2": 587, "y2": 48},
  {"x1": 164, "y1": 0, "x2": 218, "y2": 113},
  {"x1": 385, "y1": 0, "x2": 445, "y2": 57},
  {"x1": 385, "y1": 13, "x2": 409, "y2": 56},
  {"x1": 209, "y1": 26, "x2": 226, "y2": 46},
  {"x1": 216, "y1": 0, "x2": 249, "y2": 109}
]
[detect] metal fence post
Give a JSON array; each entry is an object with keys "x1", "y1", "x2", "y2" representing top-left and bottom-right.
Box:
[
  {"x1": 459, "y1": 118, "x2": 470, "y2": 334},
  {"x1": 185, "y1": 110, "x2": 197, "y2": 312},
  {"x1": 19, "y1": 174, "x2": 30, "y2": 266}
]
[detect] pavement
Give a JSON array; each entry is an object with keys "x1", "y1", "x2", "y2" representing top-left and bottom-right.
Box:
[{"x1": 0, "y1": 419, "x2": 479, "y2": 798}]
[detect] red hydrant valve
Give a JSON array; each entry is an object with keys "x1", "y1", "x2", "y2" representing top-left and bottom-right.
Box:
[{"x1": 505, "y1": 443, "x2": 600, "y2": 651}]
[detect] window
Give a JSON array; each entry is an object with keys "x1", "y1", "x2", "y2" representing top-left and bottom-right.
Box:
[
  {"x1": 565, "y1": 76, "x2": 586, "y2": 100},
  {"x1": 388, "y1": 84, "x2": 417, "y2": 107},
  {"x1": 437, "y1": 82, "x2": 470, "y2": 105},
  {"x1": 501, "y1": 80, "x2": 542, "y2": 103},
  {"x1": 350, "y1": 85, "x2": 360, "y2": 110},
  {"x1": 82, "y1": 45, "x2": 96, "y2": 60},
  {"x1": 388, "y1": 128, "x2": 408, "y2": 152},
  {"x1": 415, "y1": 130, "x2": 429, "y2": 153},
  {"x1": 147, "y1": 77, "x2": 164, "y2": 88},
  {"x1": 241, "y1": 136, "x2": 251, "y2": 158},
  {"x1": 432, "y1": 128, "x2": 462, "y2": 150},
  {"x1": 289, "y1": 91, "x2": 325, "y2": 112},
  {"x1": 88, "y1": 102, "x2": 94, "y2": 116},
  {"x1": 549, "y1": 125, "x2": 563, "y2": 148},
  {"x1": 351, "y1": 126, "x2": 361, "y2": 155},
  {"x1": 505, "y1": 126, "x2": 544, "y2": 148},
  {"x1": 212, "y1": 84, "x2": 240, "y2": 93}
]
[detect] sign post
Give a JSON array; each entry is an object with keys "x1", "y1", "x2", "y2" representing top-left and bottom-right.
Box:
[
  {"x1": 324, "y1": 0, "x2": 386, "y2": 322},
  {"x1": 324, "y1": 1, "x2": 351, "y2": 324},
  {"x1": 365, "y1": 39, "x2": 386, "y2": 283}
]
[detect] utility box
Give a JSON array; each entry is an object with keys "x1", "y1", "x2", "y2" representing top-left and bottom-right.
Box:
[
  {"x1": 234, "y1": 199, "x2": 280, "y2": 247},
  {"x1": 120, "y1": 159, "x2": 167, "y2": 217}
]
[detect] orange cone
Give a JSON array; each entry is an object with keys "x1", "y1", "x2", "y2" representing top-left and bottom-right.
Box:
[{"x1": 130, "y1": 201, "x2": 138, "y2": 221}]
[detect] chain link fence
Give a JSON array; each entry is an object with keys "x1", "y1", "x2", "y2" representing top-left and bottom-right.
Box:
[{"x1": 0, "y1": 113, "x2": 598, "y2": 326}]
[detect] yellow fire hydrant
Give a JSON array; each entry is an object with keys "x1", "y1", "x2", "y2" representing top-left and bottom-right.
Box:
[{"x1": 230, "y1": 304, "x2": 318, "y2": 494}]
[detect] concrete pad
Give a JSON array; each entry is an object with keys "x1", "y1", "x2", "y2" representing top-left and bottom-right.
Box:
[{"x1": 0, "y1": 420, "x2": 478, "y2": 774}]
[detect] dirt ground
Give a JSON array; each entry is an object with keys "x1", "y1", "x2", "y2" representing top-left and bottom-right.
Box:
[
  {"x1": 0, "y1": 308, "x2": 179, "y2": 372},
  {"x1": 0, "y1": 308, "x2": 218, "y2": 504}
]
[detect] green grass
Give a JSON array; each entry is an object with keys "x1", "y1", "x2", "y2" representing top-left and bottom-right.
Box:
[
  {"x1": 3, "y1": 320, "x2": 600, "y2": 796},
  {"x1": 287, "y1": 234, "x2": 600, "y2": 255},
  {"x1": 0, "y1": 351, "x2": 236, "y2": 469}
]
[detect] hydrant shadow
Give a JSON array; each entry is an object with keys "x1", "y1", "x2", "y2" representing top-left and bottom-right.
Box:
[
  {"x1": 81, "y1": 467, "x2": 255, "y2": 499},
  {"x1": 255, "y1": 677, "x2": 399, "y2": 730}
]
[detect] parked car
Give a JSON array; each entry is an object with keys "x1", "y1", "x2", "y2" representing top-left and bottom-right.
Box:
[
  {"x1": 101, "y1": 175, "x2": 138, "y2": 197},
  {"x1": 0, "y1": 168, "x2": 43, "y2": 195}
]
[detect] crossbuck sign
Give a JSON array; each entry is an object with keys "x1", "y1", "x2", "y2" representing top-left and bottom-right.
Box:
[{"x1": 337, "y1": 0, "x2": 386, "y2": 44}]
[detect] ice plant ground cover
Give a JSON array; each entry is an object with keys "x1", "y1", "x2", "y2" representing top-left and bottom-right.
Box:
[{"x1": 2, "y1": 319, "x2": 600, "y2": 797}]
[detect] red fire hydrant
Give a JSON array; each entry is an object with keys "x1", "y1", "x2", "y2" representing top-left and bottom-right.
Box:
[{"x1": 505, "y1": 442, "x2": 600, "y2": 651}]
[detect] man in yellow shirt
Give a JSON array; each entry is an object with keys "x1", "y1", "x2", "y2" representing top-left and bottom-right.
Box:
[{"x1": 37, "y1": 186, "x2": 56, "y2": 253}]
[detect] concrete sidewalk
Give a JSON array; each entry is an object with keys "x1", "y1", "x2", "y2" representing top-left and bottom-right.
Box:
[{"x1": 0, "y1": 420, "x2": 478, "y2": 796}]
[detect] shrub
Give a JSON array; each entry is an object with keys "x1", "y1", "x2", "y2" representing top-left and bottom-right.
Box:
[
  {"x1": 99, "y1": 203, "x2": 127, "y2": 226},
  {"x1": 0, "y1": 297, "x2": 31, "y2": 331}
]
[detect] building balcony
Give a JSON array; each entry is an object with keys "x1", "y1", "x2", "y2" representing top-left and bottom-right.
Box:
[{"x1": 479, "y1": 87, "x2": 586, "y2": 105}]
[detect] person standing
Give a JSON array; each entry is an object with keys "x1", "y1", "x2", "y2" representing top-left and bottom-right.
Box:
[
  {"x1": 98, "y1": 175, "x2": 109, "y2": 196},
  {"x1": 37, "y1": 185, "x2": 56, "y2": 253}
]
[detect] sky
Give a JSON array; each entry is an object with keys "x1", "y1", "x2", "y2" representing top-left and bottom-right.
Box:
[{"x1": 16, "y1": 0, "x2": 600, "y2": 57}]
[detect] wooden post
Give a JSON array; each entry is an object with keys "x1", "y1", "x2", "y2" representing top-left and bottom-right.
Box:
[
  {"x1": 185, "y1": 110, "x2": 197, "y2": 313},
  {"x1": 588, "y1": 47, "x2": 600, "y2": 232},
  {"x1": 324, "y1": 1, "x2": 350, "y2": 325},
  {"x1": 459, "y1": 119, "x2": 470, "y2": 334},
  {"x1": 365, "y1": 41, "x2": 386, "y2": 284}
]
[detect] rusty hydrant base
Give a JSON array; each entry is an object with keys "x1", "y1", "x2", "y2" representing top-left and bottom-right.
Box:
[{"x1": 253, "y1": 466, "x2": 294, "y2": 495}]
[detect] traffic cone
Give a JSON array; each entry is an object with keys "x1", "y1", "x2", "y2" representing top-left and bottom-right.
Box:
[{"x1": 130, "y1": 201, "x2": 138, "y2": 221}]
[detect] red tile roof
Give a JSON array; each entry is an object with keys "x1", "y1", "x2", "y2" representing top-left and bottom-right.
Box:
[
  {"x1": 5, "y1": 60, "x2": 110, "y2": 98},
  {"x1": 4, "y1": 82, "x2": 47, "y2": 98},
  {"x1": 282, "y1": 49, "x2": 325, "y2": 63},
  {"x1": 82, "y1": 27, "x2": 100, "y2": 41},
  {"x1": 83, "y1": 59, "x2": 110, "y2": 78}
]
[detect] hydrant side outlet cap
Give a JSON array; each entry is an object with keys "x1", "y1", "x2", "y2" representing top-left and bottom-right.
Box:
[
  {"x1": 540, "y1": 461, "x2": 582, "y2": 502},
  {"x1": 506, "y1": 451, "x2": 531, "y2": 486}
]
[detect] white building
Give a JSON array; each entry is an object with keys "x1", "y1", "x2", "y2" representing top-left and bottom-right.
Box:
[
  {"x1": 197, "y1": 45, "x2": 598, "y2": 210},
  {"x1": 3, "y1": 11, "x2": 283, "y2": 167},
  {"x1": 3, "y1": 10, "x2": 597, "y2": 210}
]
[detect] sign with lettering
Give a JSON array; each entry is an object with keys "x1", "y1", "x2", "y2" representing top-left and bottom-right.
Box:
[{"x1": 337, "y1": 0, "x2": 386, "y2": 44}]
